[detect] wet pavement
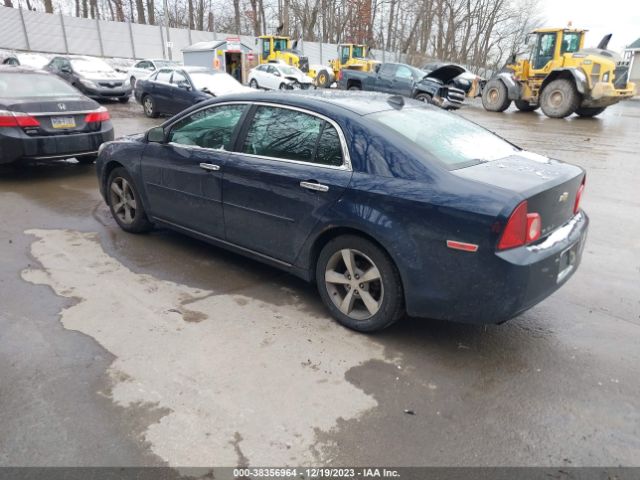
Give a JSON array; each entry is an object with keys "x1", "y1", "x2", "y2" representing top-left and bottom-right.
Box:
[{"x1": 1, "y1": 97, "x2": 639, "y2": 467}]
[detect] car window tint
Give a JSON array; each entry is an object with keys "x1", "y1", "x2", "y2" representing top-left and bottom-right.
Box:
[
  {"x1": 315, "y1": 124, "x2": 343, "y2": 166},
  {"x1": 395, "y1": 66, "x2": 412, "y2": 79},
  {"x1": 156, "y1": 69, "x2": 172, "y2": 82},
  {"x1": 243, "y1": 106, "x2": 323, "y2": 162},
  {"x1": 168, "y1": 104, "x2": 246, "y2": 150},
  {"x1": 135, "y1": 61, "x2": 144, "y2": 68},
  {"x1": 379, "y1": 64, "x2": 395, "y2": 77}
]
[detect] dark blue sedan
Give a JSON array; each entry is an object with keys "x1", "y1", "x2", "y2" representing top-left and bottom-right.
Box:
[
  {"x1": 96, "y1": 91, "x2": 588, "y2": 332},
  {"x1": 134, "y1": 66, "x2": 250, "y2": 118}
]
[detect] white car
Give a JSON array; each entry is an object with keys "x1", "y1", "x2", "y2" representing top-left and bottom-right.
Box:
[
  {"x1": 126, "y1": 59, "x2": 181, "y2": 88},
  {"x1": 248, "y1": 63, "x2": 314, "y2": 90}
]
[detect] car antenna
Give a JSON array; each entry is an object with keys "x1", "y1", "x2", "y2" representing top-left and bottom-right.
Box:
[{"x1": 387, "y1": 95, "x2": 404, "y2": 109}]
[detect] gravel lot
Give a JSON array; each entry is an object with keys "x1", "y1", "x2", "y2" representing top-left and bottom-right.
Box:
[{"x1": 1, "y1": 96, "x2": 638, "y2": 468}]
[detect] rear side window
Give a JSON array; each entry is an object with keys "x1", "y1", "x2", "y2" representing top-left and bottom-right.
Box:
[
  {"x1": 242, "y1": 106, "x2": 343, "y2": 166},
  {"x1": 169, "y1": 104, "x2": 246, "y2": 150},
  {"x1": 370, "y1": 107, "x2": 518, "y2": 169},
  {"x1": 155, "y1": 69, "x2": 172, "y2": 82}
]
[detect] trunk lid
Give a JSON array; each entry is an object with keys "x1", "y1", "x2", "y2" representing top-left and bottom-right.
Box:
[
  {"x1": 454, "y1": 153, "x2": 585, "y2": 237},
  {"x1": 6, "y1": 96, "x2": 102, "y2": 135}
]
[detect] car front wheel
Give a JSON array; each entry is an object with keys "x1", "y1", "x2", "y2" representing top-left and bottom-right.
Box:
[
  {"x1": 107, "y1": 167, "x2": 153, "y2": 233},
  {"x1": 316, "y1": 235, "x2": 404, "y2": 332}
]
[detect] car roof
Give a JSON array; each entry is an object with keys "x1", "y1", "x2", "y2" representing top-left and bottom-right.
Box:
[
  {"x1": 199, "y1": 90, "x2": 409, "y2": 116},
  {"x1": 0, "y1": 65, "x2": 50, "y2": 74}
]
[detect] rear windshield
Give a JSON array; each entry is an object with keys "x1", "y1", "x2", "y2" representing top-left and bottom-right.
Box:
[
  {"x1": 0, "y1": 72, "x2": 79, "y2": 98},
  {"x1": 369, "y1": 107, "x2": 518, "y2": 169}
]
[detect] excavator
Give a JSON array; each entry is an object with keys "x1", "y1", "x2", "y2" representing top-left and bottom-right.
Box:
[{"x1": 482, "y1": 27, "x2": 635, "y2": 118}]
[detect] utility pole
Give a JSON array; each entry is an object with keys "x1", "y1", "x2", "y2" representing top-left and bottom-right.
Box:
[{"x1": 163, "y1": 0, "x2": 172, "y2": 59}]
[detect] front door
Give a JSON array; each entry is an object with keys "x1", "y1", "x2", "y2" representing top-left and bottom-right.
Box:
[
  {"x1": 169, "y1": 70, "x2": 195, "y2": 114},
  {"x1": 140, "y1": 103, "x2": 248, "y2": 239},
  {"x1": 223, "y1": 105, "x2": 352, "y2": 264}
]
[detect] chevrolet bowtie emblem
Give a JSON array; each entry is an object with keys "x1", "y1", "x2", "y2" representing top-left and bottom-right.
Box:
[{"x1": 558, "y1": 192, "x2": 569, "y2": 203}]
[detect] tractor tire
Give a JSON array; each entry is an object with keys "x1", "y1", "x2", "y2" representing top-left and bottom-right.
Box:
[
  {"x1": 316, "y1": 70, "x2": 331, "y2": 88},
  {"x1": 575, "y1": 107, "x2": 606, "y2": 118},
  {"x1": 540, "y1": 78, "x2": 580, "y2": 118},
  {"x1": 515, "y1": 100, "x2": 539, "y2": 112},
  {"x1": 482, "y1": 79, "x2": 511, "y2": 112}
]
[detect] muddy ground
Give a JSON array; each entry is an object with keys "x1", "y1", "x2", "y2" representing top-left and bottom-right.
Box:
[{"x1": 0, "y1": 97, "x2": 638, "y2": 468}]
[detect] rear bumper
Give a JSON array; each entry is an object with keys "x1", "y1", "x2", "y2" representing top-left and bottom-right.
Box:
[
  {"x1": 0, "y1": 124, "x2": 114, "y2": 164},
  {"x1": 404, "y1": 211, "x2": 589, "y2": 324}
]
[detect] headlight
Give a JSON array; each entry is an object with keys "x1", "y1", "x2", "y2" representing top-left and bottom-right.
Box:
[{"x1": 80, "y1": 79, "x2": 97, "y2": 89}]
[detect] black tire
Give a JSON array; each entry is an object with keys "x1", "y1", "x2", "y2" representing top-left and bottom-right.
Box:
[
  {"x1": 249, "y1": 78, "x2": 259, "y2": 89},
  {"x1": 316, "y1": 235, "x2": 404, "y2": 332},
  {"x1": 482, "y1": 78, "x2": 511, "y2": 112},
  {"x1": 279, "y1": 83, "x2": 288, "y2": 90},
  {"x1": 575, "y1": 107, "x2": 606, "y2": 117},
  {"x1": 107, "y1": 167, "x2": 153, "y2": 233},
  {"x1": 414, "y1": 92, "x2": 432, "y2": 104},
  {"x1": 316, "y1": 70, "x2": 331, "y2": 88},
  {"x1": 347, "y1": 84, "x2": 361, "y2": 91},
  {"x1": 515, "y1": 100, "x2": 538, "y2": 112},
  {"x1": 118, "y1": 96, "x2": 130, "y2": 104},
  {"x1": 76, "y1": 155, "x2": 97, "y2": 165},
  {"x1": 540, "y1": 78, "x2": 580, "y2": 118},
  {"x1": 142, "y1": 95, "x2": 158, "y2": 118}
]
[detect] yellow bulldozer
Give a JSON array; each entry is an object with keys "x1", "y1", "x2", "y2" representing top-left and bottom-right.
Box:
[
  {"x1": 317, "y1": 43, "x2": 380, "y2": 88},
  {"x1": 482, "y1": 27, "x2": 635, "y2": 118}
]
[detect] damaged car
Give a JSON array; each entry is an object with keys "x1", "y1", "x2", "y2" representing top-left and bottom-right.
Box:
[
  {"x1": 338, "y1": 62, "x2": 466, "y2": 109},
  {"x1": 248, "y1": 63, "x2": 315, "y2": 90}
]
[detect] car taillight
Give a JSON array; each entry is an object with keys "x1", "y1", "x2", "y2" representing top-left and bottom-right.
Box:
[
  {"x1": 0, "y1": 110, "x2": 40, "y2": 128},
  {"x1": 574, "y1": 177, "x2": 585, "y2": 214},
  {"x1": 85, "y1": 108, "x2": 110, "y2": 123},
  {"x1": 497, "y1": 201, "x2": 542, "y2": 250}
]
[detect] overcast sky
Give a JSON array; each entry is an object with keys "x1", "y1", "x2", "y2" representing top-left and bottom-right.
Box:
[{"x1": 541, "y1": 0, "x2": 639, "y2": 54}]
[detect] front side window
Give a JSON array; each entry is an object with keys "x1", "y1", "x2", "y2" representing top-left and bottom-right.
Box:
[
  {"x1": 533, "y1": 33, "x2": 556, "y2": 69},
  {"x1": 171, "y1": 71, "x2": 189, "y2": 87},
  {"x1": 168, "y1": 104, "x2": 246, "y2": 150},
  {"x1": 352, "y1": 46, "x2": 365, "y2": 58},
  {"x1": 370, "y1": 107, "x2": 518, "y2": 169},
  {"x1": 243, "y1": 106, "x2": 342, "y2": 166},
  {"x1": 341, "y1": 46, "x2": 350, "y2": 64},
  {"x1": 561, "y1": 32, "x2": 582, "y2": 54}
]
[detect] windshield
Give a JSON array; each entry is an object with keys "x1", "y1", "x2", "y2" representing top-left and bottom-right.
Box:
[
  {"x1": 352, "y1": 46, "x2": 365, "y2": 58},
  {"x1": 278, "y1": 66, "x2": 299, "y2": 75},
  {"x1": 71, "y1": 58, "x2": 114, "y2": 74},
  {"x1": 0, "y1": 72, "x2": 80, "y2": 98},
  {"x1": 273, "y1": 38, "x2": 288, "y2": 51},
  {"x1": 561, "y1": 32, "x2": 582, "y2": 54},
  {"x1": 370, "y1": 107, "x2": 518, "y2": 169},
  {"x1": 190, "y1": 72, "x2": 243, "y2": 94}
]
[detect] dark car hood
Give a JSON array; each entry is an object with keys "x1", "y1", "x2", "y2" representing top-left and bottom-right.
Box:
[
  {"x1": 424, "y1": 64, "x2": 466, "y2": 83},
  {"x1": 1, "y1": 95, "x2": 99, "y2": 113}
]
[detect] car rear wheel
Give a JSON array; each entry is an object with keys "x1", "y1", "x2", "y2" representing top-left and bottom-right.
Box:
[
  {"x1": 515, "y1": 100, "x2": 539, "y2": 112},
  {"x1": 482, "y1": 78, "x2": 511, "y2": 112},
  {"x1": 249, "y1": 78, "x2": 259, "y2": 89},
  {"x1": 540, "y1": 78, "x2": 580, "y2": 118},
  {"x1": 316, "y1": 235, "x2": 404, "y2": 332},
  {"x1": 118, "y1": 96, "x2": 130, "y2": 104},
  {"x1": 348, "y1": 84, "x2": 361, "y2": 91},
  {"x1": 107, "y1": 167, "x2": 153, "y2": 233},
  {"x1": 575, "y1": 107, "x2": 606, "y2": 117},
  {"x1": 142, "y1": 95, "x2": 158, "y2": 118}
]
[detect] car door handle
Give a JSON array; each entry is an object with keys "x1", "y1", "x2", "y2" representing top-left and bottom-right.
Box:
[
  {"x1": 300, "y1": 181, "x2": 329, "y2": 192},
  {"x1": 200, "y1": 163, "x2": 220, "y2": 172}
]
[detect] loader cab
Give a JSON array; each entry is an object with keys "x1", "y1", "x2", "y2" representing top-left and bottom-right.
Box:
[
  {"x1": 257, "y1": 36, "x2": 291, "y2": 62},
  {"x1": 529, "y1": 29, "x2": 586, "y2": 71},
  {"x1": 338, "y1": 44, "x2": 368, "y2": 65}
]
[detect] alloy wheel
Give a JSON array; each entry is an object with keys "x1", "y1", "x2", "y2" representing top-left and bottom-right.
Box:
[
  {"x1": 109, "y1": 177, "x2": 137, "y2": 225},
  {"x1": 324, "y1": 248, "x2": 384, "y2": 320},
  {"x1": 144, "y1": 97, "x2": 153, "y2": 116}
]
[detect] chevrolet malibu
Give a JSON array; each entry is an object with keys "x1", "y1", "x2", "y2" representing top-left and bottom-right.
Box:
[
  {"x1": 0, "y1": 66, "x2": 114, "y2": 165},
  {"x1": 96, "y1": 91, "x2": 588, "y2": 332}
]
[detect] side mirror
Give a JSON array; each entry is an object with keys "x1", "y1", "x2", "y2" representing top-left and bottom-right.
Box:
[
  {"x1": 147, "y1": 126, "x2": 166, "y2": 143},
  {"x1": 61, "y1": 66, "x2": 72, "y2": 73},
  {"x1": 274, "y1": 71, "x2": 281, "y2": 77}
]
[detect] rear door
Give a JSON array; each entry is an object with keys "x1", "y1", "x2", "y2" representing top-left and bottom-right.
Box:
[
  {"x1": 391, "y1": 65, "x2": 415, "y2": 97},
  {"x1": 222, "y1": 104, "x2": 352, "y2": 264},
  {"x1": 376, "y1": 64, "x2": 396, "y2": 93},
  {"x1": 140, "y1": 103, "x2": 248, "y2": 239}
]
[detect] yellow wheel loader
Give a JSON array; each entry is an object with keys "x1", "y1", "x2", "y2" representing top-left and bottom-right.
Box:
[
  {"x1": 256, "y1": 35, "x2": 326, "y2": 83},
  {"x1": 317, "y1": 44, "x2": 380, "y2": 88},
  {"x1": 482, "y1": 28, "x2": 635, "y2": 118}
]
